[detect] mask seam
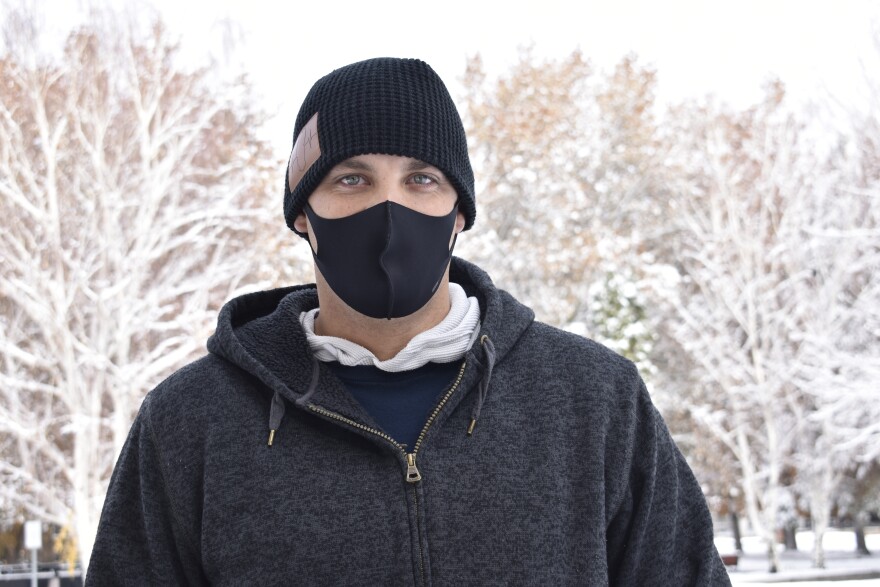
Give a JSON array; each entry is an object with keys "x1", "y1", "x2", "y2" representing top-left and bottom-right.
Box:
[{"x1": 378, "y1": 201, "x2": 395, "y2": 320}]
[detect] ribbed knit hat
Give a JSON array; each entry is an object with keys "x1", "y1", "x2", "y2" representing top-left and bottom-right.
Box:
[{"x1": 283, "y1": 57, "x2": 476, "y2": 235}]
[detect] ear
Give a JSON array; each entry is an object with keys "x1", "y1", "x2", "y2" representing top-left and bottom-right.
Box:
[
  {"x1": 294, "y1": 211, "x2": 309, "y2": 235},
  {"x1": 454, "y1": 211, "x2": 466, "y2": 234}
]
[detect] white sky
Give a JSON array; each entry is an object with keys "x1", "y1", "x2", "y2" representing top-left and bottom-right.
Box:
[{"x1": 29, "y1": 0, "x2": 880, "y2": 156}]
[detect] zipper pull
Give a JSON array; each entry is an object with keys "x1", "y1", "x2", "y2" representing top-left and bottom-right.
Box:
[{"x1": 406, "y1": 453, "x2": 422, "y2": 483}]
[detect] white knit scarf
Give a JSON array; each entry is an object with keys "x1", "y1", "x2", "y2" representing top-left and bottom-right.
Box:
[{"x1": 300, "y1": 283, "x2": 481, "y2": 372}]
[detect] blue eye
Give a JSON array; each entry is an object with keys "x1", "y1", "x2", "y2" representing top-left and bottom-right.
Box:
[
  {"x1": 340, "y1": 175, "x2": 362, "y2": 186},
  {"x1": 411, "y1": 174, "x2": 435, "y2": 185}
]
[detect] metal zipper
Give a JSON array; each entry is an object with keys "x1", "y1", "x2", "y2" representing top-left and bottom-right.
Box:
[
  {"x1": 409, "y1": 359, "x2": 467, "y2": 586},
  {"x1": 406, "y1": 453, "x2": 422, "y2": 482},
  {"x1": 307, "y1": 404, "x2": 403, "y2": 449},
  {"x1": 413, "y1": 484, "x2": 425, "y2": 586},
  {"x1": 411, "y1": 359, "x2": 468, "y2": 457}
]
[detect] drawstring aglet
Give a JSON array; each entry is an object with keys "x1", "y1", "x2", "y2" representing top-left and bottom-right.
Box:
[
  {"x1": 268, "y1": 429, "x2": 276, "y2": 446},
  {"x1": 467, "y1": 419, "x2": 477, "y2": 435}
]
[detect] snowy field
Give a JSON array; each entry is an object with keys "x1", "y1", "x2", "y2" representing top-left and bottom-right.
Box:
[{"x1": 718, "y1": 529, "x2": 880, "y2": 585}]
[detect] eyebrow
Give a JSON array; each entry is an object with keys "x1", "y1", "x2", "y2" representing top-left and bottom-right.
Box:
[
  {"x1": 331, "y1": 157, "x2": 442, "y2": 175},
  {"x1": 333, "y1": 158, "x2": 373, "y2": 172},
  {"x1": 404, "y1": 159, "x2": 434, "y2": 173}
]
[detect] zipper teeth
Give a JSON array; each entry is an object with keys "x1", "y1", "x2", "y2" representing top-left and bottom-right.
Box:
[
  {"x1": 412, "y1": 359, "x2": 468, "y2": 455},
  {"x1": 414, "y1": 486, "x2": 425, "y2": 586},
  {"x1": 307, "y1": 404, "x2": 403, "y2": 450}
]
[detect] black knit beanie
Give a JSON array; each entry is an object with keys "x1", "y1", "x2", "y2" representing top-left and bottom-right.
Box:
[{"x1": 283, "y1": 57, "x2": 476, "y2": 236}]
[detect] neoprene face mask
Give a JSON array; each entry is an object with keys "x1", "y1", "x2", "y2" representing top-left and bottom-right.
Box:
[{"x1": 304, "y1": 201, "x2": 459, "y2": 320}]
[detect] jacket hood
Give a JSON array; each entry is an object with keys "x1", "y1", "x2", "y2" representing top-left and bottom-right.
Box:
[{"x1": 206, "y1": 257, "x2": 535, "y2": 445}]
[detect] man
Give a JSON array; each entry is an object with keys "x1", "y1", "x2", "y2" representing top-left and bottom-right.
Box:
[{"x1": 88, "y1": 57, "x2": 730, "y2": 585}]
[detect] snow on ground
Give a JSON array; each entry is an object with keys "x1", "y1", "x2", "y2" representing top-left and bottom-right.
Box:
[{"x1": 717, "y1": 529, "x2": 880, "y2": 584}]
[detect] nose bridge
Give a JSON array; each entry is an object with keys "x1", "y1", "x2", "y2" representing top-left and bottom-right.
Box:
[
  {"x1": 343, "y1": 171, "x2": 405, "y2": 217},
  {"x1": 376, "y1": 173, "x2": 405, "y2": 205}
]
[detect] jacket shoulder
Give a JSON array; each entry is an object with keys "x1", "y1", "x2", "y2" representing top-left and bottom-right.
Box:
[
  {"x1": 517, "y1": 320, "x2": 641, "y2": 384},
  {"x1": 148, "y1": 352, "x2": 246, "y2": 399},
  {"x1": 143, "y1": 354, "x2": 267, "y2": 445}
]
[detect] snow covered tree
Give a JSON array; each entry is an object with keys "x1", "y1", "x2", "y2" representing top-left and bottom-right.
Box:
[
  {"x1": 656, "y1": 69, "x2": 880, "y2": 570},
  {"x1": 457, "y1": 49, "x2": 598, "y2": 327},
  {"x1": 0, "y1": 9, "x2": 276, "y2": 568},
  {"x1": 790, "y1": 54, "x2": 880, "y2": 569},
  {"x1": 586, "y1": 268, "x2": 657, "y2": 381},
  {"x1": 458, "y1": 50, "x2": 669, "y2": 335},
  {"x1": 788, "y1": 167, "x2": 880, "y2": 568},
  {"x1": 656, "y1": 82, "x2": 812, "y2": 573}
]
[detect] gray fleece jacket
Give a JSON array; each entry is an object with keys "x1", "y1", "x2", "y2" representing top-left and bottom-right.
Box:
[{"x1": 87, "y1": 258, "x2": 730, "y2": 586}]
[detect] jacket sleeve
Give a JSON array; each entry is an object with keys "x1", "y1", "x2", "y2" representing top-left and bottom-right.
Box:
[
  {"x1": 86, "y1": 394, "x2": 206, "y2": 586},
  {"x1": 605, "y1": 378, "x2": 731, "y2": 586}
]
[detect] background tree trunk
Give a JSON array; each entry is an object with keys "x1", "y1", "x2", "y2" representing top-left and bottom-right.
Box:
[
  {"x1": 855, "y1": 512, "x2": 871, "y2": 556},
  {"x1": 729, "y1": 510, "x2": 743, "y2": 553},
  {"x1": 783, "y1": 523, "x2": 798, "y2": 551}
]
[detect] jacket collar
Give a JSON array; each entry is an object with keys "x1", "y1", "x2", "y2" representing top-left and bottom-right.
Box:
[{"x1": 207, "y1": 257, "x2": 535, "y2": 439}]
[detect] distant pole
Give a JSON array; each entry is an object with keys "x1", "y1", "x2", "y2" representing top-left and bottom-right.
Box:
[{"x1": 24, "y1": 520, "x2": 42, "y2": 587}]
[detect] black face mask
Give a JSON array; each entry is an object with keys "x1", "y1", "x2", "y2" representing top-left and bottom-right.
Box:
[{"x1": 304, "y1": 201, "x2": 459, "y2": 319}]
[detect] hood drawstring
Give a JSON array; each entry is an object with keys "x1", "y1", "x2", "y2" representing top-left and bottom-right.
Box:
[
  {"x1": 267, "y1": 391, "x2": 285, "y2": 446},
  {"x1": 468, "y1": 335, "x2": 496, "y2": 436},
  {"x1": 268, "y1": 358, "x2": 321, "y2": 446}
]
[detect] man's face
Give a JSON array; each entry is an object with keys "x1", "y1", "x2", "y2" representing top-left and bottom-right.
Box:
[
  {"x1": 294, "y1": 153, "x2": 467, "y2": 320},
  {"x1": 294, "y1": 153, "x2": 465, "y2": 247}
]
